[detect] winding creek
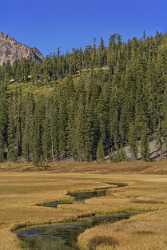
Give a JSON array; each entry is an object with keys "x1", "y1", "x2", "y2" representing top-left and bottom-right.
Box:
[
  {"x1": 39, "y1": 182, "x2": 128, "y2": 208},
  {"x1": 16, "y1": 182, "x2": 133, "y2": 250}
]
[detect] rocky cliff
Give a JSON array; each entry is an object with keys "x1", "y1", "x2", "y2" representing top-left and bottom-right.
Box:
[{"x1": 0, "y1": 32, "x2": 44, "y2": 65}]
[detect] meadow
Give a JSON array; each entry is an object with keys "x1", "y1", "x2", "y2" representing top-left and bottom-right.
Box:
[{"x1": 0, "y1": 161, "x2": 167, "y2": 250}]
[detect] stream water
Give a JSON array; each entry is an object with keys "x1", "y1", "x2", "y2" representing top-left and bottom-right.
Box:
[
  {"x1": 40, "y1": 182, "x2": 128, "y2": 208},
  {"x1": 17, "y1": 182, "x2": 131, "y2": 250},
  {"x1": 17, "y1": 212, "x2": 134, "y2": 250}
]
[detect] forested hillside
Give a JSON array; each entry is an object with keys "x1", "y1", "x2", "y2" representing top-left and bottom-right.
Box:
[{"x1": 0, "y1": 32, "x2": 167, "y2": 164}]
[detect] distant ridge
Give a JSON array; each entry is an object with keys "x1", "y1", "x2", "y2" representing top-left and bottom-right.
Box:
[{"x1": 0, "y1": 32, "x2": 44, "y2": 65}]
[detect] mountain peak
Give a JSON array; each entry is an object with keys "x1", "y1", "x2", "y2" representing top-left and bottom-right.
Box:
[{"x1": 0, "y1": 32, "x2": 44, "y2": 65}]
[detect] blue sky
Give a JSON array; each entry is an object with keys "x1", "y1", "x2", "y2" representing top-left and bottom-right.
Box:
[{"x1": 1, "y1": 0, "x2": 166, "y2": 55}]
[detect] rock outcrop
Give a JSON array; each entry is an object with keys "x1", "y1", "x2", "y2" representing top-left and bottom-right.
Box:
[{"x1": 0, "y1": 32, "x2": 44, "y2": 65}]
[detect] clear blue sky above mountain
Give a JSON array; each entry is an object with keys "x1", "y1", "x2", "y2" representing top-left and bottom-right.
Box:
[{"x1": 1, "y1": 0, "x2": 166, "y2": 55}]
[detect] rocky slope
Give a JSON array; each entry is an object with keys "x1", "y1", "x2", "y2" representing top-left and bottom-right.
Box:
[{"x1": 0, "y1": 32, "x2": 44, "y2": 65}]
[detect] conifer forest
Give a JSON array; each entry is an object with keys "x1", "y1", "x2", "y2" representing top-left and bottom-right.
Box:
[{"x1": 1, "y1": 33, "x2": 167, "y2": 164}]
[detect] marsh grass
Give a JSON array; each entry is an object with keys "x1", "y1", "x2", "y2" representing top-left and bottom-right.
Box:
[
  {"x1": 0, "y1": 161, "x2": 167, "y2": 249},
  {"x1": 88, "y1": 236, "x2": 119, "y2": 250}
]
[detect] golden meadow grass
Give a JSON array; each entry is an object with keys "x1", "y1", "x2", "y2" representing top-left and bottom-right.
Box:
[{"x1": 0, "y1": 161, "x2": 167, "y2": 249}]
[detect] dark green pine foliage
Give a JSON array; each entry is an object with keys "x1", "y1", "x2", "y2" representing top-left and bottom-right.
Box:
[
  {"x1": 96, "y1": 138, "x2": 105, "y2": 162},
  {"x1": 140, "y1": 122, "x2": 150, "y2": 161},
  {"x1": 32, "y1": 98, "x2": 44, "y2": 166},
  {"x1": 128, "y1": 122, "x2": 138, "y2": 160},
  {"x1": 8, "y1": 95, "x2": 17, "y2": 161},
  {"x1": 0, "y1": 81, "x2": 7, "y2": 161},
  {"x1": 1, "y1": 33, "x2": 167, "y2": 164},
  {"x1": 22, "y1": 94, "x2": 34, "y2": 161}
]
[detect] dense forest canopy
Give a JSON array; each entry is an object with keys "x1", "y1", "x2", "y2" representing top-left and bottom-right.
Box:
[{"x1": 0, "y1": 32, "x2": 167, "y2": 164}]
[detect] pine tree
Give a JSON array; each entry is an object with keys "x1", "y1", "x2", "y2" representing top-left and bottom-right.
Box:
[
  {"x1": 96, "y1": 138, "x2": 104, "y2": 162},
  {"x1": 140, "y1": 123, "x2": 150, "y2": 161},
  {"x1": 0, "y1": 81, "x2": 7, "y2": 161},
  {"x1": 128, "y1": 123, "x2": 138, "y2": 159}
]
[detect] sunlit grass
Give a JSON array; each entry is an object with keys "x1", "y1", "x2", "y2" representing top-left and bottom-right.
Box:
[{"x1": 0, "y1": 161, "x2": 167, "y2": 249}]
